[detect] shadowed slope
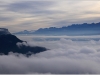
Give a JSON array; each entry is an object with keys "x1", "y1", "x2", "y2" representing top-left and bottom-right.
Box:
[{"x1": 0, "y1": 28, "x2": 47, "y2": 55}]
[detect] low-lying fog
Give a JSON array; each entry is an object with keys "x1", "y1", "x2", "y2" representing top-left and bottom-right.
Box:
[{"x1": 0, "y1": 35, "x2": 100, "y2": 74}]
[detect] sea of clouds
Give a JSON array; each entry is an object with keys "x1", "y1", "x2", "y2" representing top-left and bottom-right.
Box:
[{"x1": 0, "y1": 35, "x2": 100, "y2": 74}]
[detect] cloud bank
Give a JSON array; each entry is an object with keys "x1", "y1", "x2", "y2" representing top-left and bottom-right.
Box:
[{"x1": 0, "y1": 36, "x2": 100, "y2": 74}]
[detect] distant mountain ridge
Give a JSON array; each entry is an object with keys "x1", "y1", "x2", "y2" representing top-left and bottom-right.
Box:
[
  {"x1": 14, "y1": 30, "x2": 35, "y2": 34},
  {"x1": 14, "y1": 22, "x2": 100, "y2": 36}
]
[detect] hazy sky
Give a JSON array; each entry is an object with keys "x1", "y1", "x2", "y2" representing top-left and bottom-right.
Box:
[{"x1": 0, "y1": 0, "x2": 100, "y2": 32}]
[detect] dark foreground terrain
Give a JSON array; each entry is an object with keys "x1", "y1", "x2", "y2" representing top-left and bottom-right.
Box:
[{"x1": 0, "y1": 28, "x2": 47, "y2": 55}]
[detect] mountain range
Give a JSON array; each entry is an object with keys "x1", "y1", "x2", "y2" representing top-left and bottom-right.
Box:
[
  {"x1": 14, "y1": 22, "x2": 100, "y2": 36},
  {"x1": 0, "y1": 28, "x2": 47, "y2": 55}
]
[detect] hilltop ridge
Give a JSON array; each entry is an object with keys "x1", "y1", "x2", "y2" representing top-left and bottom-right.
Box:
[
  {"x1": 0, "y1": 28, "x2": 10, "y2": 35},
  {"x1": 0, "y1": 28, "x2": 47, "y2": 55}
]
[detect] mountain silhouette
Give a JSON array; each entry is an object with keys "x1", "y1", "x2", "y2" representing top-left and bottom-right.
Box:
[
  {"x1": 14, "y1": 22, "x2": 100, "y2": 36},
  {"x1": 0, "y1": 28, "x2": 47, "y2": 55}
]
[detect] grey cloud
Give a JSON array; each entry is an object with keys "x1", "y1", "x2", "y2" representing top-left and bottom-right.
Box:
[
  {"x1": 0, "y1": 16, "x2": 13, "y2": 21},
  {"x1": 80, "y1": 47, "x2": 96, "y2": 54},
  {"x1": 7, "y1": 1, "x2": 55, "y2": 14},
  {"x1": 52, "y1": 20, "x2": 69, "y2": 27},
  {"x1": 15, "y1": 21, "x2": 34, "y2": 27}
]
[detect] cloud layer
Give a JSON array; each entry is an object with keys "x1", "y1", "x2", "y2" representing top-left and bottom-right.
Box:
[
  {"x1": 0, "y1": 36, "x2": 100, "y2": 74},
  {"x1": 0, "y1": 0, "x2": 100, "y2": 32}
]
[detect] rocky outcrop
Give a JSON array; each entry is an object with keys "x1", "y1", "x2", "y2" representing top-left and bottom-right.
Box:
[{"x1": 0, "y1": 28, "x2": 47, "y2": 55}]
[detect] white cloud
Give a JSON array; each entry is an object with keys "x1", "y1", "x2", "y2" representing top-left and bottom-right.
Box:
[
  {"x1": 0, "y1": 54, "x2": 100, "y2": 74},
  {"x1": 16, "y1": 42, "x2": 29, "y2": 48},
  {"x1": 0, "y1": 35, "x2": 100, "y2": 74}
]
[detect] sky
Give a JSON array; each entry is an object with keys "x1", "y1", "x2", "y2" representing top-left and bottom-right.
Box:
[{"x1": 0, "y1": 0, "x2": 100, "y2": 32}]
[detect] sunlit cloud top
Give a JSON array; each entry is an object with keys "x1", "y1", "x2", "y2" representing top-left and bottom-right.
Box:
[{"x1": 0, "y1": 0, "x2": 100, "y2": 32}]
